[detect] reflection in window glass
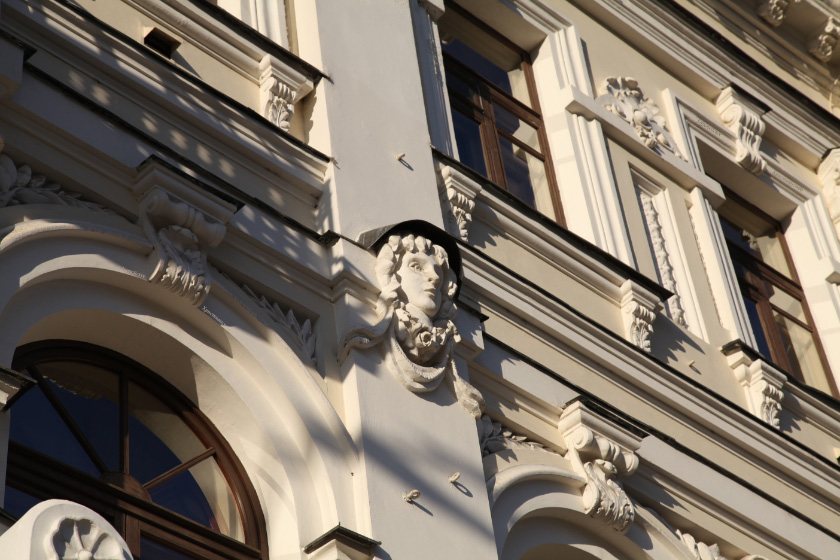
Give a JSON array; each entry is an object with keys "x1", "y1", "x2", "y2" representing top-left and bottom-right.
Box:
[
  {"x1": 129, "y1": 382, "x2": 206, "y2": 485},
  {"x1": 774, "y1": 314, "x2": 832, "y2": 394},
  {"x1": 493, "y1": 103, "x2": 540, "y2": 151},
  {"x1": 742, "y1": 296, "x2": 773, "y2": 360},
  {"x1": 147, "y1": 457, "x2": 243, "y2": 541},
  {"x1": 38, "y1": 362, "x2": 120, "y2": 473},
  {"x1": 10, "y1": 386, "x2": 100, "y2": 477},
  {"x1": 442, "y1": 36, "x2": 529, "y2": 106},
  {"x1": 452, "y1": 109, "x2": 487, "y2": 178}
]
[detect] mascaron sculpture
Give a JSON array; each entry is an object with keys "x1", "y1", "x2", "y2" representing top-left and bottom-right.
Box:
[{"x1": 341, "y1": 234, "x2": 483, "y2": 417}]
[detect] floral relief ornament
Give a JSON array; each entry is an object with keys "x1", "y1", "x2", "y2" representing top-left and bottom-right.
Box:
[
  {"x1": 48, "y1": 517, "x2": 123, "y2": 560},
  {"x1": 341, "y1": 234, "x2": 484, "y2": 417},
  {"x1": 597, "y1": 77, "x2": 684, "y2": 159}
]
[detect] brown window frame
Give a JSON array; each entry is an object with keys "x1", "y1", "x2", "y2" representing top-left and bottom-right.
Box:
[
  {"x1": 442, "y1": 2, "x2": 565, "y2": 225},
  {"x1": 720, "y1": 195, "x2": 839, "y2": 397},
  {"x1": 6, "y1": 341, "x2": 268, "y2": 560}
]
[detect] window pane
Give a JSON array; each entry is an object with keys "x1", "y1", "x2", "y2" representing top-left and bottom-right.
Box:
[
  {"x1": 768, "y1": 286, "x2": 808, "y2": 324},
  {"x1": 129, "y1": 382, "x2": 206, "y2": 484},
  {"x1": 140, "y1": 537, "x2": 200, "y2": 560},
  {"x1": 753, "y1": 232, "x2": 791, "y2": 277},
  {"x1": 440, "y1": 12, "x2": 530, "y2": 106},
  {"x1": 774, "y1": 314, "x2": 832, "y2": 393},
  {"x1": 445, "y1": 68, "x2": 478, "y2": 102},
  {"x1": 741, "y1": 296, "x2": 773, "y2": 360},
  {"x1": 499, "y1": 137, "x2": 552, "y2": 217},
  {"x1": 10, "y1": 385, "x2": 100, "y2": 477},
  {"x1": 3, "y1": 485, "x2": 42, "y2": 519},
  {"x1": 493, "y1": 103, "x2": 540, "y2": 152},
  {"x1": 37, "y1": 362, "x2": 120, "y2": 473},
  {"x1": 148, "y1": 457, "x2": 244, "y2": 541},
  {"x1": 452, "y1": 109, "x2": 488, "y2": 177}
]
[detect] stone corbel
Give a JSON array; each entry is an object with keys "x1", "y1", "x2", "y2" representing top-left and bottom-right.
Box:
[
  {"x1": 558, "y1": 401, "x2": 641, "y2": 533},
  {"x1": 620, "y1": 279, "x2": 663, "y2": 352},
  {"x1": 437, "y1": 164, "x2": 482, "y2": 241},
  {"x1": 756, "y1": 0, "x2": 798, "y2": 27},
  {"x1": 716, "y1": 87, "x2": 766, "y2": 174},
  {"x1": 808, "y1": 18, "x2": 840, "y2": 62},
  {"x1": 722, "y1": 341, "x2": 786, "y2": 428},
  {"x1": 259, "y1": 54, "x2": 313, "y2": 132},
  {"x1": 133, "y1": 161, "x2": 235, "y2": 306}
]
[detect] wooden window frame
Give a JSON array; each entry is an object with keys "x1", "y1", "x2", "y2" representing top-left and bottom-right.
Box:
[
  {"x1": 720, "y1": 195, "x2": 838, "y2": 397},
  {"x1": 7, "y1": 341, "x2": 269, "y2": 560},
  {"x1": 442, "y1": 2, "x2": 565, "y2": 225}
]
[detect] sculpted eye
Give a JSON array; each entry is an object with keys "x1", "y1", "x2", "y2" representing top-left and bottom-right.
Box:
[{"x1": 409, "y1": 261, "x2": 423, "y2": 272}]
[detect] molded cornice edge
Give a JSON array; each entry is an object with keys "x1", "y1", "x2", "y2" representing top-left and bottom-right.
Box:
[{"x1": 458, "y1": 247, "x2": 840, "y2": 522}]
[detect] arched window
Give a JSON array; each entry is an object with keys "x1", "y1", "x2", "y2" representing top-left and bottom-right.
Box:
[{"x1": 4, "y1": 341, "x2": 267, "y2": 560}]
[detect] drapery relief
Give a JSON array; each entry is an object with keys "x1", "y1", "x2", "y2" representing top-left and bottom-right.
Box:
[{"x1": 341, "y1": 234, "x2": 483, "y2": 417}]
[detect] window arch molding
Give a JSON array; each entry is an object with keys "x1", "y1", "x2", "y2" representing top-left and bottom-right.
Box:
[{"x1": 6, "y1": 340, "x2": 269, "y2": 560}]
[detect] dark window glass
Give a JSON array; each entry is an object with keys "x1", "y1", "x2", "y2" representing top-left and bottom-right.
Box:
[
  {"x1": 141, "y1": 537, "x2": 199, "y2": 560},
  {"x1": 451, "y1": 109, "x2": 487, "y2": 177},
  {"x1": 3, "y1": 486, "x2": 42, "y2": 519}
]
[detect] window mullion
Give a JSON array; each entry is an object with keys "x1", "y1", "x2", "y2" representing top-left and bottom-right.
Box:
[{"x1": 478, "y1": 84, "x2": 506, "y2": 188}]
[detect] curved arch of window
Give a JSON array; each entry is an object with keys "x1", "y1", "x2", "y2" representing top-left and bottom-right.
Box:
[{"x1": 4, "y1": 341, "x2": 268, "y2": 560}]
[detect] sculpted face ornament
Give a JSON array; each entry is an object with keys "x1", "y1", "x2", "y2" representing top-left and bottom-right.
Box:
[{"x1": 341, "y1": 234, "x2": 483, "y2": 417}]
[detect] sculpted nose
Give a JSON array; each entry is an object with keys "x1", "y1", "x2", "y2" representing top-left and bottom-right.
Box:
[{"x1": 428, "y1": 269, "x2": 440, "y2": 286}]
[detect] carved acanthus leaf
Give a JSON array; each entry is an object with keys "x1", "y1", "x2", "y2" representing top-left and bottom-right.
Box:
[
  {"x1": 240, "y1": 283, "x2": 317, "y2": 365},
  {"x1": 0, "y1": 144, "x2": 114, "y2": 215},
  {"x1": 724, "y1": 344, "x2": 786, "y2": 428},
  {"x1": 48, "y1": 517, "x2": 122, "y2": 560},
  {"x1": 563, "y1": 425, "x2": 639, "y2": 533},
  {"x1": 438, "y1": 165, "x2": 482, "y2": 242},
  {"x1": 809, "y1": 18, "x2": 840, "y2": 62},
  {"x1": 140, "y1": 190, "x2": 226, "y2": 306},
  {"x1": 597, "y1": 77, "x2": 684, "y2": 159},
  {"x1": 716, "y1": 87, "x2": 766, "y2": 174},
  {"x1": 679, "y1": 531, "x2": 726, "y2": 560},
  {"x1": 620, "y1": 280, "x2": 661, "y2": 352},
  {"x1": 639, "y1": 192, "x2": 686, "y2": 328},
  {"x1": 756, "y1": 0, "x2": 798, "y2": 27},
  {"x1": 340, "y1": 233, "x2": 484, "y2": 417},
  {"x1": 264, "y1": 78, "x2": 296, "y2": 131},
  {"x1": 477, "y1": 414, "x2": 552, "y2": 456}
]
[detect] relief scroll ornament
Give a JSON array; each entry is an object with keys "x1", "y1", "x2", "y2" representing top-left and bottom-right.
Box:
[
  {"x1": 340, "y1": 234, "x2": 484, "y2": 418},
  {"x1": 563, "y1": 425, "x2": 639, "y2": 533}
]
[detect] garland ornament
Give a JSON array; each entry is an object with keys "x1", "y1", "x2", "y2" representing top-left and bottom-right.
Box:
[{"x1": 340, "y1": 234, "x2": 484, "y2": 417}]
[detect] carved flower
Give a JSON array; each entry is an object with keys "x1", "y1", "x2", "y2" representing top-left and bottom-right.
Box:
[{"x1": 50, "y1": 518, "x2": 122, "y2": 560}]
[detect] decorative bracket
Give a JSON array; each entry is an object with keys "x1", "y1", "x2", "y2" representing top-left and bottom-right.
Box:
[
  {"x1": 756, "y1": 0, "x2": 799, "y2": 27},
  {"x1": 808, "y1": 18, "x2": 840, "y2": 62},
  {"x1": 259, "y1": 55, "x2": 313, "y2": 132},
  {"x1": 437, "y1": 164, "x2": 482, "y2": 242},
  {"x1": 722, "y1": 340, "x2": 786, "y2": 428},
  {"x1": 596, "y1": 77, "x2": 684, "y2": 159},
  {"x1": 133, "y1": 161, "x2": 235, "y2": 307},
  {"x1": 620, "y1": 279, "x2": 663, "y2": 352},
  {"x1": 559, "y1": 401, "x2": 640, "y2": 533},
  {"x1": 716, "y1": 86, "x2": 766, "y2": 174}
]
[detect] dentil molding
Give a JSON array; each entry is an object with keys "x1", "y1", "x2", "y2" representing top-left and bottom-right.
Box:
[
  {"x1": 808, "y1": 17, "x2": 840, "y2": 62},
  {"x1": 756, "y1": 0, "x2": 797, "y2": 27},
  {"x1": 558, "y1": 401, "x2": 640, "y2": 533},
  {"x1": 341, "y1": 233, "x2": 484, "y2": 417},
  {"x1": 716, "y1": 87, "x2": 766, "y2": 174},
  {"x1": 596, "y1": 77, "x2": 684, "y2": 159}
]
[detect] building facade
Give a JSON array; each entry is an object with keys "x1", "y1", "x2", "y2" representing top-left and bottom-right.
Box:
[{"x1": 0, "y1": 0, "x2": 839, "y2": 558}]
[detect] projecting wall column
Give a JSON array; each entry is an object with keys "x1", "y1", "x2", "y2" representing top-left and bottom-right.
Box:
[{"x1": 688, "y1": 187, "x2": 757, "y2": 347}]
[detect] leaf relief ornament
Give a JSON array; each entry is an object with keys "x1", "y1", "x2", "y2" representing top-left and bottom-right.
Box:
[
  {"x1": 0, "y1": 142, "x2": 113, "y2": 214},
  {"x1": 341, "y1": 234, "x2": 484, "y2": 417},
  {"x1": 597, "y1": 77, "x2": 684, "y2": 159}
]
